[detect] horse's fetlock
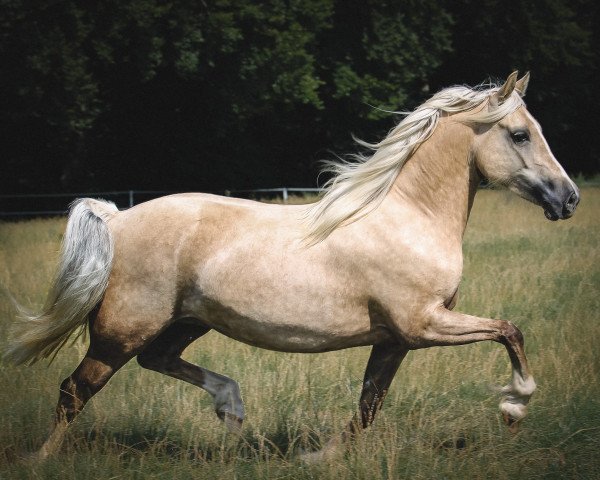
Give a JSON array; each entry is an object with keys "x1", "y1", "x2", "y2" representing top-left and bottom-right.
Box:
[
  {"x1": 214, "y1": 381, "x2": 244, "y2": 420},
  {"x1": 514, "y1": 375, "x2": 536, "y2": 397},
  {"x1": 499, "y1": 398, "x2": 528, "y2": 422}
]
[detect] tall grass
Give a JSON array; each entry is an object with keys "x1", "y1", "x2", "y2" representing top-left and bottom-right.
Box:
[{"x1": 0, "y1": 189, "x2": 598, "y2": 479}]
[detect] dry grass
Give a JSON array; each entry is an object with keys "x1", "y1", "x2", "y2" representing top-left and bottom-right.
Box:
[{"x1": 0, "y1": 188, "x2": 599, "y2": 479}]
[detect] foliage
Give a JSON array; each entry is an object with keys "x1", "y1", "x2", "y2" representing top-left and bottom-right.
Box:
[
  {"x1": 0, "y1": 0, "x2": 598, "y2": 195},
  {"x1": 436, "y1": 0, "x2": 599, "y2": 175}
]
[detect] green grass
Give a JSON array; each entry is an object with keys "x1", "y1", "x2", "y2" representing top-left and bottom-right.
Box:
[{"x1": 0, "y1": 189, "x2": 599, "y2": 479}]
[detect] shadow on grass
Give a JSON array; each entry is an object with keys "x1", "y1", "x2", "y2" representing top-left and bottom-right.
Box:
[{"x1": 73, "y1": 423, "x2": 324, "y2": 463}]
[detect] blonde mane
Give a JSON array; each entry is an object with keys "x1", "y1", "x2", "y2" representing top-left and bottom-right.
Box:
[{"x1": 303, "y1": 82, "x2": 525, "y2": 245}]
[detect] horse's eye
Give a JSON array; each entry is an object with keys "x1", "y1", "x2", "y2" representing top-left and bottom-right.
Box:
[{"x1": 510, "y1": 130, "x2": 530, "y2": 145}]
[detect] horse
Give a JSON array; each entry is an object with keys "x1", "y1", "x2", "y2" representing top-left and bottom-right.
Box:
[{"x1": 5, "y1": 71, "x2": 580, "y2": 461}]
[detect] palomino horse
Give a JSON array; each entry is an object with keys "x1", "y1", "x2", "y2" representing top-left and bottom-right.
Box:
[{"x1": 6, "y1": 72, "x2": 579, "y2": 460}]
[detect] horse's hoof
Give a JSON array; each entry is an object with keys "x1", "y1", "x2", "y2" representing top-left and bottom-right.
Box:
[
  {"x1": 22, "y1": 450, "x2": 49, "y2": 464},
  {"x1": 221, "y1": 412, "x2": 244, "y2": 434},
  {"x1": 298, "y1": 437, "x2": 341, "y2": 464},
  {"x1": 298, "y1": 448, "x2": 326, "y2": 464},
  {"x1": 502, "y1": 412, "x2": 520, "y2": 433}
]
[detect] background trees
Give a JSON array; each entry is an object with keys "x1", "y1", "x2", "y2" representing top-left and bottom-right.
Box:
[{"x1": 1, "y1": 0, "x2": 597, "y2": 194}]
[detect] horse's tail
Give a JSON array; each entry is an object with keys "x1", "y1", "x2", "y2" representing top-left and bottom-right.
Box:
[{"x1": 4, "y1": 198, "x2": 119, "y2": 366}]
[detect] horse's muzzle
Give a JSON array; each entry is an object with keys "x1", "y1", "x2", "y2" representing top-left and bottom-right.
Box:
[{"x1": 544, "y1": 187, "x2": 579, "y2": 221}]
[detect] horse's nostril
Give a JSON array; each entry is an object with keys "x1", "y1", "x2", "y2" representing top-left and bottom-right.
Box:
[{"x1": 562, "y1": 191, "x2": 579, "y2": 217}]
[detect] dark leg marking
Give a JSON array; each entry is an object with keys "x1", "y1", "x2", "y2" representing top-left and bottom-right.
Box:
[
  {"x1": 137, "y1": 321, "x2": 245, "y2": 429},
  {"x1": 346, "y1": 342, "x2": 408, "y2": 438}
]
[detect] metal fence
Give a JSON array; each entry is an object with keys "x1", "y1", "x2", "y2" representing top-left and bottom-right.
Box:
[
  {"x1": 2, "y1": 181, "x2": 596, "y2": 218},
  {"x1": 225, "y1": 187, "x2": 321, "y2": 202},
  {"x1": 0, "y1": 188, "x2": 322, "y2": 218}
]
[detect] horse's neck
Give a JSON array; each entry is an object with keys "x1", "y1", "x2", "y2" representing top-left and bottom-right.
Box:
[{"x1": 384, "y1": 118, "x2": 479, "y2": 240}]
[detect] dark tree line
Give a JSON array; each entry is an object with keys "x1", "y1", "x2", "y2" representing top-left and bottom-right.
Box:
[{"x1": 1, "y1": 0, "x2": 598, "y2": 195}]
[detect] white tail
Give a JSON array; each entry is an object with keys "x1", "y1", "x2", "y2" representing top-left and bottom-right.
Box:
[{"x1": 3, "y1": 198, "x2": 118, "y2": 365}]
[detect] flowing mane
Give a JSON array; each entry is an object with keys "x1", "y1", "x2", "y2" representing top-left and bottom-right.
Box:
[{"x1": 303, "y1": 81, "x2": 525, "y2": 244}]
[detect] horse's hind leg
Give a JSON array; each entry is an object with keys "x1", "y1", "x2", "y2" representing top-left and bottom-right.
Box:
[
  {"x1": 34, "y1": 298, "x2": 175, "y2": 461},
  {"x1": 136, "y1": 321, "x2": 245, "y2": 432},
  {"x1": 34, "y1": 343, "x2": 134, "y2": 461}
]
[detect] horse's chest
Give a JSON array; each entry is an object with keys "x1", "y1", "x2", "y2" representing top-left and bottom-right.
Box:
[{"x1": 377, "y1": 234, "x2": 463, "y2": 300}]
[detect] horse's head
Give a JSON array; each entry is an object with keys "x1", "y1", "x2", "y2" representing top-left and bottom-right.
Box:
[{"x1": 472, "y1": 72, "x2": 579, "y2": 220}]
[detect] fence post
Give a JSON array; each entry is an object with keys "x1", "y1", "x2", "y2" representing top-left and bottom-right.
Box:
[
  {"x1": 129, "y1": 190, "x2": 134, "y2": 208},
  {"x1": 282, "y1": 188, "x2": 288, "y2": 203}
]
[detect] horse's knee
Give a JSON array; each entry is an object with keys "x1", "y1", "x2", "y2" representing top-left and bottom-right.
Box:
[{"x1": 500, "y1": 321, "x2": 524, "y2": 346}]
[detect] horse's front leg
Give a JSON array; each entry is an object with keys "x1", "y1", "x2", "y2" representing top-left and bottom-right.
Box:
[
  {"x1": 418, "y1": 306, "x2": 537, "y2": 430},
  {"x1": 346, "y1": 342, "x2": 408, "y2": 438},
  {"x1": 302, "y1": 342, "x2": 407, "y2": 462}
]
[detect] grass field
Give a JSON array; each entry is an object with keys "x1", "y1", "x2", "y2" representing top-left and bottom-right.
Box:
[{"x1": 0, "y1": 188, "x2": 599, "y2": 479}]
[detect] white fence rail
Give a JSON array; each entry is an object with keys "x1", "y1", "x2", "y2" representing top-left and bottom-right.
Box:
[
  {"x1": 3, "y1": 181, "x2": 596, "y2": 218},
  {"x1": 225, "y1": 187, "x2": 321, "y2": 202},
  {"x1": 0, "y1": 188, "x2": 322, "y2": 218}
]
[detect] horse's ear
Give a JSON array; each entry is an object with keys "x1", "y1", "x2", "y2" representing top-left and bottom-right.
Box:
[
  {"x1": 515, "y1": 71, "x2": 530, "y2": 97},
  {"x1": 491, "y1": 71, "x2": 519, "y2": 106}
]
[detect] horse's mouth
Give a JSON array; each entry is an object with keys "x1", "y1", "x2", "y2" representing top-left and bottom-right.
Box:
[
  {"x1": 544, "y1": 208, "x2": 559, "y2": 221},
  {"x1": 543, "y1": 195, "x2": 577, "y2": 221}
]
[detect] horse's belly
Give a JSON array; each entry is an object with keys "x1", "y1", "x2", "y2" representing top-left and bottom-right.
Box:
[{"x1": 180, "y1": 295, "x2": 390, "y2": 353}]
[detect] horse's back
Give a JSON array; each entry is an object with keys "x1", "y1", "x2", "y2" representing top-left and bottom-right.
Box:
[{"x1": 103, "y1": 192, "x2": 299, "y2": 289}]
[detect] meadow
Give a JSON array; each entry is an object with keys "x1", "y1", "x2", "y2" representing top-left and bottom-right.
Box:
[{"x1": 0, "y1": 188, "x2": 598, "y2": 479}]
